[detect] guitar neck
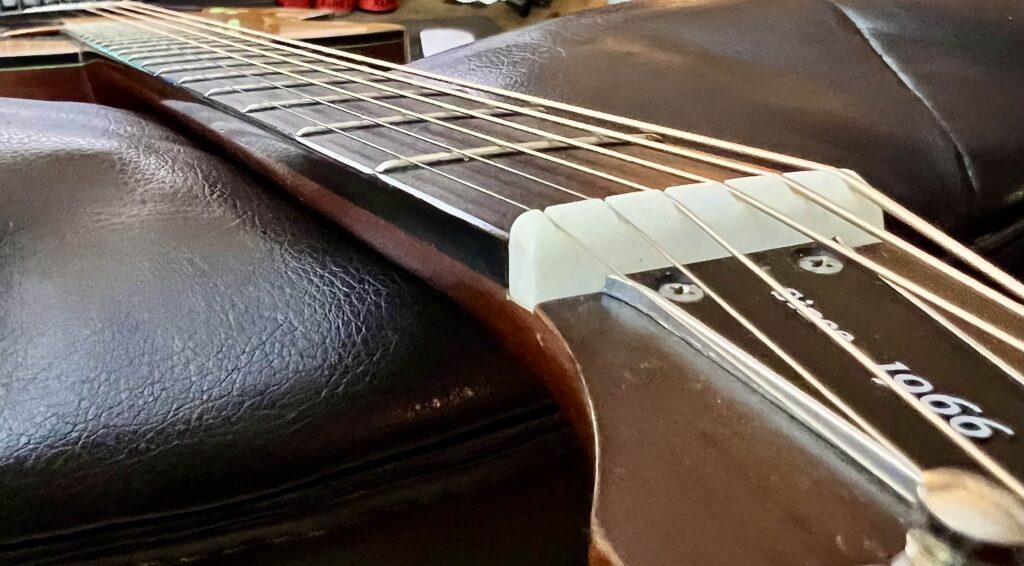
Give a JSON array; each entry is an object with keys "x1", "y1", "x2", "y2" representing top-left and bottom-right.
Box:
[{"x1": 67, "y1": 17, "x2": 742, "y2": 232}]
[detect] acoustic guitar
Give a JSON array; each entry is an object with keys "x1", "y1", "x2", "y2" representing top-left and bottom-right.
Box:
[{"x1": 2, "y1": 2, "x2": 1023, "y2": 564}]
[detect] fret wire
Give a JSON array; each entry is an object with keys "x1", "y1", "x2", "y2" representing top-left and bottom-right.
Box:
[
  {"x1": 175, "y1": 66, "x2": 337, "y2": 85},
  {"x1": 238, "y1": 88, "x2": 442, "y2": 113},
  {"x1": 123, "y1": 44, "x2": 248, "y2": 57},
  {"x1": 89, "y1": 36, "x2": 176, "y2": 48},
  {"x1": 153, "y1": 58, "x2": 288, "y2": 76},
  {"x1": 203, "y1": 74, "x2": 388, "y2": 97},
  {"x1": 293, "y1": 108, "x2": 529, "y2": 137},
  {"x1": 118, "y1": 44, "x2": 213, "y2": 56},
  {"x1": 81, "y1": 8, "x2": 1024, "y2": 500},
  {"x1": 130, "y1": 2, "x2": 1024, "y2": 303},
  {"x1": 373, "y1": 134, "x2": 657, "y2": 174},
  {"x1": 93, "y1": 5, "x2": 1024, "y2": 354},
  {"x1": 125, "y1": 1, "x2": 1024, "y2": 308},
  {"x1": 135, "y1": 49, "x2": 251, "y2": 65}
]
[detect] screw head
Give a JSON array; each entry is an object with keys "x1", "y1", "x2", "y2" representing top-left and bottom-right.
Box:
[
  {"x1": 797, "y1": 254, "x2": 844, "y2": 275},
  {"x1": 659, "y1": 282, "x2": 705, "y2": 303}
]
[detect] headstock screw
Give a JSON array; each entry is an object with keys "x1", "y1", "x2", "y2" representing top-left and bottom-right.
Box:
[
  {"x1": 797, "y1": 253, "x2": 844, "y2": 275},
  {"x1": 659, "y1": 282, "x2": 704, "y2": 303}
]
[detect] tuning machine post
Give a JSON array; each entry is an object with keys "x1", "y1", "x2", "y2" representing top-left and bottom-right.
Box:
[{"x1": 890, "y1": 468, "x2": 1024, "y2": 566}]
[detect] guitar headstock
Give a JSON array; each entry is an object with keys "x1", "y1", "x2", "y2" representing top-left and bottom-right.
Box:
[
  {"x1": 539, "y1": 229, "x2": 1024, "y2": 563},
  {"x1": 510, "y1": 167, "x2": 1024, "y2": 563}
]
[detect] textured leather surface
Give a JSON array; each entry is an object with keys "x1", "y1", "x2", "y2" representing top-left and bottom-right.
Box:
[
  {"x1": 0, "y1": 97, "x2": 555, "y2": 558},
  {"x1": 412, "y1": 0, "x2": 1024, "y2": 250}
]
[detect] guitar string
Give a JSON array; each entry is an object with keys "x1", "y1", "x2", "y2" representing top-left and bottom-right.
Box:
[
  {"x1": 74, "y1": 17, "x2": 925, "y2": 496},
  {"x1": 117, "y1": 2, "x2": 1024, "y2": 314},
  {"x1": 86, "y1": 11, "x2": 719, "y2": 196},
  {"x1": 115, "y1": 19, "x2": 924, "y2": 475},
  {"x1": 78, "y1": 13, "x2": 1024, "y2": 362},
  {"x1": 120, "y1": 0, "x2": 1024, "y2": 304},
  {"x1": 83, "y1": 12, "x2": 1024, "y2": 499},
  {"x1": 111, "y1": 2, "x2": 1024, "y2": 330},
  {"x1": 72, "y1": 32, "x2": 594, "y2": 210},
  {"x1": 73, "y1": 31, "x2": 600, "y2": 211},
  {"x1": 82, "y1": 7, "x2": 1024, "y2": 356},
  {"x1": 74, "y1": 32, "x2": 627, "y2": 217},
  {"x1": 19, "y1": 0, "x2": 1024, "y2": 304},
  {"x1": 94, "y1": 5, "x2": 1024, "y2": 341},
  {"x1": 79, "y1": 13, "x2": 1024, "y2": 361},
  {"x1": 74, "y1": 13, "x2": 1024, "y2": 499},
  {"x1": 8, "y1": 1, "x2": 1015, "y2": 495}
]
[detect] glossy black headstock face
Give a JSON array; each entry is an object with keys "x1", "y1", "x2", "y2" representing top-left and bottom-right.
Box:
[{"x1": 628, "y1": 242, "x2": 1024, "y2": 488}]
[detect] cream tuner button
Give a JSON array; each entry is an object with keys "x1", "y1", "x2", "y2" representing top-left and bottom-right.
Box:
[{"x1": 893, "y1": 468, "x2": 1024, "y2": 566}]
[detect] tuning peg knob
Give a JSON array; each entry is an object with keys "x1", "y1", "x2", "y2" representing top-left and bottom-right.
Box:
[{"x1": 893, "y1": 468, "x2": 1024, "y2": 565}]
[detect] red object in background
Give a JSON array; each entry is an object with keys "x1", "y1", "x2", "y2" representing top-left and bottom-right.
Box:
[
  {"x1": 276, "y1": 0, "x2": 312, "y2": 7},
  {"x1": 357, "y1": 0, "x2": 397, "y2": 13},
  {"x1": 315, "y1": 0, "x2": 355, "y2": 11}
]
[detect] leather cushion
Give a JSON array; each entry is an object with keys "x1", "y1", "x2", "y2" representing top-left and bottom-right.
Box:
[
  {"x1": 0, "y1": 97, "x2": 549, "y2": 556},
  {"x1": 413, "y1": 0, "x2": 1024, "y2": 244}
]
